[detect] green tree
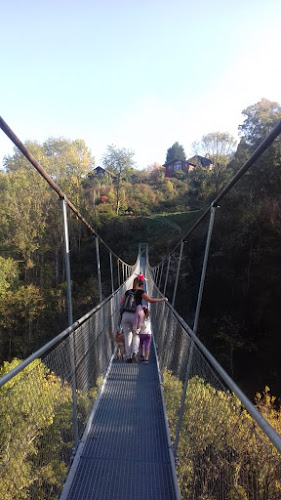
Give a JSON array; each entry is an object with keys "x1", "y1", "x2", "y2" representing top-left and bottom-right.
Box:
[
  {"x1": 239, "y1": 98, "x2": 281, "y2": 149},
  {"x1": 102, "y1": 145, "x2": 135, "y2": 216},
  {"x1": 148, "y1": 162, "x2": 165, "y2": 188},
  {"x1": 163, "y1": 369, "x2": 281, "y2": 499},
  {"x1": 233, "y1": 98, "x2": 281, "y2": 197},
  {"x1": 0, "y1": 257, "x2": 19, "y2": 295},
  {"x1": 0, "y1": 358, "x2": 102, "y2": 499},
  {"x1": 166, "y1": 142, "x2": 186, "y2": 162},
  {"x1": 0, "y1": 284, "x2": 45, "y2": 360},
  {"x1": 192, "y1": 132, "x2": 237, "y2": 192}
]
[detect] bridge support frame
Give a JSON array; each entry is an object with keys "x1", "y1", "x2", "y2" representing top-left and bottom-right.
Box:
[{"x1": 173, "y1": 205, "x2": 217, "y2": 455}]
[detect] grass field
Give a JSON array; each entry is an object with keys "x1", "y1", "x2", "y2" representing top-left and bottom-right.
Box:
[{"x1": 112, "y1": 211, "x2": 200, "y2": 265}]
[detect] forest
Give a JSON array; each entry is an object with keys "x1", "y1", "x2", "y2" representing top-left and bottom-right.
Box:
[{"x1": 1, "y1": 97, "x2": 281, "y2": 409}]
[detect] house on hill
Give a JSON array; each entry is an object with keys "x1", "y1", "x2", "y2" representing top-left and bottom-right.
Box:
[
  {"x1": 164, "y1": 158, "x2": 193, "y2": 178},
  {"x1": 164, "y1": 155, "x2": 213, "y2": 178},
  {"x1": 87, "y1": 166, "x2": 116, "y2": 181},
  {"x1": 188, "y1": 155, "x2": 213, "y2": 169}
]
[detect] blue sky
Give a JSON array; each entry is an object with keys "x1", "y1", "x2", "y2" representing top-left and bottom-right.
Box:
[{"x1": 1, "y1": 0, "x2": 281, "y2": 169}]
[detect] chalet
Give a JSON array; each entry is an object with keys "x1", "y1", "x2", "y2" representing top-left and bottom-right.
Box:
[
  {"x1": 164, "y1": 158, "x2": 195, "y2": 178},
  {"x1": 164, "y1": 155, "x2": 213, "y2": 178}
]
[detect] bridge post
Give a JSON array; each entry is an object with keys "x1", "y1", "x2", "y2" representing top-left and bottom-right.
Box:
[
  {"x1": 95, "y1": 236, "x2": 103, "y2": 303},
  {"x1": 109, "y1": 252, "x2": 114, "y2": 294},
  {"x1": 158, "y1": 261, "x2": 164, "y2": 291},
  {"x1": 163, "y1": 256, "x2": 171, "y2": 296},
  {"x1": 117, "y1": 258, "x2": 121, "y2": 287},
  {"x1": 61, "y1": 197, "x2": 79, "y2": 450},
  {"x1": 173, "y1": 205, "x2": 217, "y2": 455},
  {"x1": 172, "y1": 241, "x2": 184, "y2": 307}
]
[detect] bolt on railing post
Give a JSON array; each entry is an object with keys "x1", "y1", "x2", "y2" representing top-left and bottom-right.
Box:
[
  {"x1": 172, "y1": 241, "x2": 184, "y2": 307},
  {"x1": 109, "y1": 252, "x2": 114, "y2": 294},
  {"x1": 173, "y1": 206, "x2": 217, "y2": 455},
  {"x1": 61, "y1": 197, "x2": 79, "y2": 450},
  {"x1": 163, "y1": 256, "x2": 171, "y2": 296},
  {"x1": 95, "y1": 236, "x2": 102, "y2": 303}
]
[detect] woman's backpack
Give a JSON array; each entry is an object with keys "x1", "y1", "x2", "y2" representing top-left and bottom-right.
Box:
[{"x1": 120, "y1": 290, "x2": 137, "y2": 316}]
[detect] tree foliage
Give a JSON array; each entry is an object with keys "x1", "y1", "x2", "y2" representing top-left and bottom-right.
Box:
[
  {"x1": 163, "y1": 369, "x2": 281, "y2": 500},
  {"x1": 0, "y1": 358, "x2": 102, "y2": 499},
  {"x1": 102, "y1": 145, "x2": 135, "y2": 215},
  {"x1": 166, "y1": 142, "x2": 186, "y2": 162}
]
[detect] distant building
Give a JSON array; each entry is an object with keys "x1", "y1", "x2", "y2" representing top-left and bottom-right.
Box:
[
  {"x1": 188, "y1": 155, "x2": 213, "y2": 170},
  {"x1": 164, "y1": 155, "x2": 213, "y2": 178},
  {"x1": 164, "y1": 158, "x2": 194, "y2": 178},
  {"x1": 87, "y1": 166, "x2": 116, "y2": 181}
]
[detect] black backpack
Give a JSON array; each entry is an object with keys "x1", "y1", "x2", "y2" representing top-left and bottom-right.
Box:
[{"x1": 120, "y1": 290, "x2": 137, "y2": 316}]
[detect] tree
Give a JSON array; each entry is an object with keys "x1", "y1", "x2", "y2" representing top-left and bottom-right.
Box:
[
  {"x1": 239, "y1": 98, "x2": 281, "y2": 149},
  {"x1": 192, "y1": 132, "x2": 236, "y2": 162},
  {"x1": 102, "y1": 145, "x2": 135, "y2": 216},
  {"x1": 192, "y1": 132, "x2": 237, "y2": 192},
  {"x1": 233, "y1": 98, "x2": 281, "y2": 196},
  {"x1": 0, "y1": 358, "x2": 102, "y2": 499},
  {"x1": 166, "y1": 142, "x2": 186, "y2": 163},
  {"x1": 0, "y1": 257, "x2": 19, "y2": 295},
  {"x1": 148, "y1": 162, "x2": 165, "y2": 188},
  {"x1": 163, "y1": 369, "x2": 281, "y2": 500}
]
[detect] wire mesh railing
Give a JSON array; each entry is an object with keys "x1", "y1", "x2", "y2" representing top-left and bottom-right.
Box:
[
  {"x1": 147, "y1": 273, "x2": 281, "y2": 499},
  {"x1": 0, "y1": 266, "x2": 138, "y2": 500}
]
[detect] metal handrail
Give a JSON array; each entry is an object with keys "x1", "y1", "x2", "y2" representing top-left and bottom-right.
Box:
[
  {"x1": 164, "y1": 298, "x2": 281, "y2": 455},
  {"x1": 0, "y1": 273, "x2": 136, "y2": 389}
]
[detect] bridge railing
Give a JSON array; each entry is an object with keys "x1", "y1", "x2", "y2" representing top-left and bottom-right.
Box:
[
  {"x1": 147, "y1": 274, "x2": 281, "y2": 499},
  {"x1": 0, "y1": 266, "x2": 138, "y2": 500}
]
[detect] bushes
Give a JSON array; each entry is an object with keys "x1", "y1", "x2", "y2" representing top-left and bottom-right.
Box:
[
  {"x1": 162, "y1": 369, "x2": 281, "y2": 499},
  {"x1": 0, "y1": 358, "x2": 102, "y2": 499}
]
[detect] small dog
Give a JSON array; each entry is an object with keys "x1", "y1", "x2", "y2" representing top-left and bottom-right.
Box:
[{"x1": 111, "y1": 330, "x2": 125, "y2": 360}]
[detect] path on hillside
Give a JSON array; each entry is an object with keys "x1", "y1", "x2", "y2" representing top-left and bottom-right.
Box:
[{"x1": 152, "y1": 215, "x2": 182, "y2": 233}]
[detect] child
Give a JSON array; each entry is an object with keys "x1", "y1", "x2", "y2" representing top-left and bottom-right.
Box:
[{"x1": 138, "y1": 306, "x2": 152, "y2": 364}]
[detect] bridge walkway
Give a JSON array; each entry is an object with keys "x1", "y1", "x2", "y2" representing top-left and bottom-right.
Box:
[{"x1": 61, "y1": 342, "x2": 179, "y2": 500}]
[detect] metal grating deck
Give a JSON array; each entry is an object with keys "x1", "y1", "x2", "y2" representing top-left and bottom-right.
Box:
[{"x1": 63, "y1": 344, "x2": 179, "y2": 499}]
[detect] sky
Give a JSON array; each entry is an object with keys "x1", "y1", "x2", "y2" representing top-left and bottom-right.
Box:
[{"x1": 1, "y1": 0, "x2": 281, "y2": 170}]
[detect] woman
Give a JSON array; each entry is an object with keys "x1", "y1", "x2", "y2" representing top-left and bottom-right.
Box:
[{"x1": 120, "y1": 276, "x2": 168, "y2": 363}]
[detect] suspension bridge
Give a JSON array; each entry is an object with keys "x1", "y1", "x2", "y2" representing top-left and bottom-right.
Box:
[{"x1": 1, "y1": 117, "x2": 281, "y2": 499}]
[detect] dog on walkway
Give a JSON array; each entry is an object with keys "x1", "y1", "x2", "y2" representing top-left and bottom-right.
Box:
[{"x1": 111, "y1": 330, "x2": 125, "y2": 360}]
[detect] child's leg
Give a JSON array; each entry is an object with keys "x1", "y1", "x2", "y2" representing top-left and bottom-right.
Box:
[
  {"x1": 144, "y1": 335, "x2": 152, "y2": 360},
  {"x1": 139, "y1": 334, "x2": 145, "y2": 358},
  {"x1": 132, "y1": 304, "x2": 145, "y2": 332}
]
